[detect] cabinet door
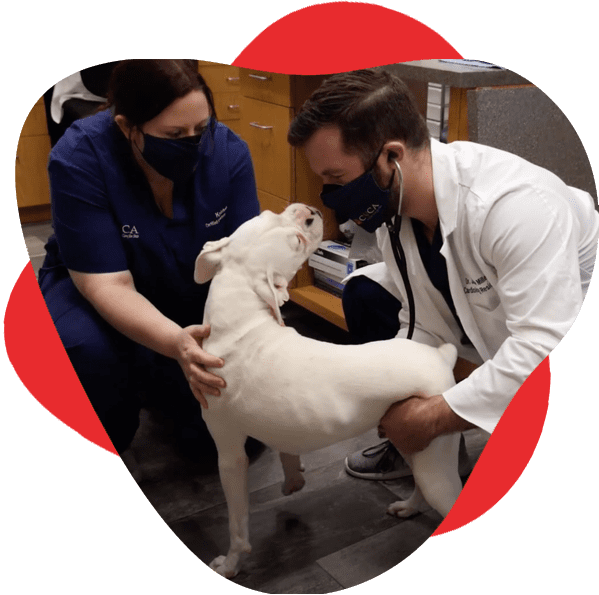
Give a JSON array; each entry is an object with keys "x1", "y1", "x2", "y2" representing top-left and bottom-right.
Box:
[
  {"x1": 212, "y1": 92, "x2": 241, "y2": 123},
  {"x1": 16, "y1": 135, "x2": 52, "y2": 207},
  {"x1": 21, "y1": 99, "x2": 48, "y2": 137},
  {"x1": 257, "y1": 189, "x2": 289, "y2": 214},
  {"x1": 242, "y1": 97, "x2": 293, "y2": 200}
]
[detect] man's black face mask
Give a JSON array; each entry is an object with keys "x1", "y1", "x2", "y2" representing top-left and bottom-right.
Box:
[{"x1": 319, "y1": 151, "x2": 395, "y2": 233}]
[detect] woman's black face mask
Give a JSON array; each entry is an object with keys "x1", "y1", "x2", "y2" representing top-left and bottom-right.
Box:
[
  {"x1": 319, "y1": 151, "x2": 395, "y2": 233},
  {"x1": 141, "y1": 130, "x2": 205, "y2": 186}
]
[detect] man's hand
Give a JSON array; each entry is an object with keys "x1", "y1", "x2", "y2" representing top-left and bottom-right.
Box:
[{"x1": 379, "y1": 394, "x2": 473, "y2": 454}]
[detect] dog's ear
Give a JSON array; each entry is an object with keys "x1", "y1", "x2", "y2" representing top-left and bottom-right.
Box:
[
  {"x1": 194, "y1": 237, "x2": 231, "y2": 284},
  {"x1": 255, "y1": 270, "x2": 289, "y2": 325}
]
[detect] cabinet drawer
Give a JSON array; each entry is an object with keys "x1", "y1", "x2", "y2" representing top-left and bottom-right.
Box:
[
  {"x1": 213, "y1": 92, "x2": 241, "y2": 121},
  {"x1": 242, "y1": 97, "x2": 293, "y2": 199},
  {"x1": 199, "y1": 64, "x2": 241, "y2": 94},
  {"x1": 21, "y1": 99, "x2": 48, "y2": 137},
  {"x1": 16, "y1": 134, "x2": 52, "y2": 207},
  {"x1": 241, "y1": 69, "x2": 291, "y2": 106}
]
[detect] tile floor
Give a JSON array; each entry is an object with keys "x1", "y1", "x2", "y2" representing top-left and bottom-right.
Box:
[
  {"x1": 22, "y1": 219, "x2": 53, "y2": 279},
  {"x1": 20, "y1": 219, "x2": 489, "y2": 594}
]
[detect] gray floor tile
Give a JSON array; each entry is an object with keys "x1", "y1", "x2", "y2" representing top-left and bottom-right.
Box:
[
  {"x1": 21, "y1": 221, "x2": 53, "y2": 240},
  {"x1": 316, "y1": 511, "x2": 441, "y2": 589},
  {"x1": 245, "y1": 562, "x2": 344, "y2": 594},
  {"x1": 23, "y1": 234, "x2": 47, "y2": 257},
  {"x1": 169, "y1": 459, "x2": 409, "y2": 592}
]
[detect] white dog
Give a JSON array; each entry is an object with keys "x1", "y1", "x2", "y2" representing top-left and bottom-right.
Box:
[{"x1": 194, "y1": 203, "x2": 462, "y2": 578}]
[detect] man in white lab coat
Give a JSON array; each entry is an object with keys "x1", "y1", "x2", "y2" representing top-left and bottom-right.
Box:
[{"x1": 287, "y1": 68, "x2": 599, "y2": 479}]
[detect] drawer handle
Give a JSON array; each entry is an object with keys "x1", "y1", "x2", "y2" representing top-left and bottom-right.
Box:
[
  {"x1": 250, "y1": 122, "x2": 273, "y2": 130},
  {"x1": 227, "y1": 104, "x2": 240, "y2": 111},
  {"x1": 248, "y1": 74, "x2": 270, "y2": 82},
  {"x1": 226, "y1": 76, "x2": 240, "y2": 82}
]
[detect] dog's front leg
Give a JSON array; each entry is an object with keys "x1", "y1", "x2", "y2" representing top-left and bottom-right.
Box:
[
  {"x1": 205, "y1": 423, "x2": 251, "y2": 578},
  {"x1": 279, "y1": 452, "x2": 305, "y2": 495}
]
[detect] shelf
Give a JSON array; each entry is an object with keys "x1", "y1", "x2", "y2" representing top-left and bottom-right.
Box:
[{"x1": 289, "y1": 285, "x2": 347, "y2": 331}]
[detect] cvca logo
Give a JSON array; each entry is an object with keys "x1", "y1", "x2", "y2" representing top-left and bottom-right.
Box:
[{"x1": 122, "y1": 225, "x2": 139, "y2": 239}]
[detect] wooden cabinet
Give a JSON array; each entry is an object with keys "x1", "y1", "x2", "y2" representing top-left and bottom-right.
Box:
[
  {"x1": 197, "y1": 61, "x2": 243, "y2": 138},
  {"x1": 237, "y1": 69, "x2": 348, "y2": 329},
  {"x1": 16, "y1": 98, "x2": 52, "y2": 222}
]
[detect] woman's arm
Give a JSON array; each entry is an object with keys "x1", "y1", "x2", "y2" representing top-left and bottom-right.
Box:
[{"x1": 69, "y1": 269, "x2": 225, "y2": 408}]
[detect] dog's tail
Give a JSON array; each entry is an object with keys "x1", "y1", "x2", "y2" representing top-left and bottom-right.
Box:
[{"x1": 437, "y1": 343, "x2": 458, "y2": 369}]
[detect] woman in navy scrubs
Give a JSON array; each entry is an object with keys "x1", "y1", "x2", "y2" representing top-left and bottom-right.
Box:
[{"x1": 38, "y1": 60, "x2": 260, "y2": 460}]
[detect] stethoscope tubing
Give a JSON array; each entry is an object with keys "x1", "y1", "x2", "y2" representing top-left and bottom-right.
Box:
[{"x1": 386, "y1": 160, "x2": 416, "y2": 340}]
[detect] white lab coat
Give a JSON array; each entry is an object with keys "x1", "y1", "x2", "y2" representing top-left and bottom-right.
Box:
[{"x1": 348, "y1": 139, "x2": 599, "y2": 433}]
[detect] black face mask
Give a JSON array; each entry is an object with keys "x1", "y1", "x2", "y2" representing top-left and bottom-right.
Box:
[
  {"x1": 141, "y1": 132, "x2": 204, "y2": 185},
  {"x1": 319, "y1": 154, "x2": 396, "y2": 233}
]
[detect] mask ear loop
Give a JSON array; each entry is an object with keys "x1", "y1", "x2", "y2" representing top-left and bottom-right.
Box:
[{"x1": 386, "y1": 160, "x2": 416, "y2": 340}]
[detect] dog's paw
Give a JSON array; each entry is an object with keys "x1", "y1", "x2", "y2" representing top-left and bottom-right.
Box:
[
  {"x1": 209, "y1": 555, "x2": 239, "y2": 578},
  {"x1": 282, "y1": 474, "x2": 306, "y2": 496},
  {"x1": 387, "y1": 500, "x2": 419, "y2": 518}
]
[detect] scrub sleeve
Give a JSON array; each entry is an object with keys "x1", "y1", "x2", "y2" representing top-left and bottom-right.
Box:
[{"x1": 39, "y1": 112, "x2": 260, "y2": 455}]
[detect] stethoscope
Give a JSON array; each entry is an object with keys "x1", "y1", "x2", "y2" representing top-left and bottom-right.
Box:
[{"x1": 385, "y1": 160, "x2": 416, "y2": 340}]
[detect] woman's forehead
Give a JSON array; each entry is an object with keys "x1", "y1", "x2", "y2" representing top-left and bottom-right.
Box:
[{"x1": 149, "y1": 90, "x2": 210, "y2": 127}]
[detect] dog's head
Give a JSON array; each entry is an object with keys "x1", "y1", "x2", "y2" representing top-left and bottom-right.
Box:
[{"x1": 194, "y1": 204, "x2": 323, "y2": 324}]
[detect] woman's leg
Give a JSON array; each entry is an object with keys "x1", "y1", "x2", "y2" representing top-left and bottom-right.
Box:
[{"x1": 41, "y1": 273, "x2": 143, "y2": 454}]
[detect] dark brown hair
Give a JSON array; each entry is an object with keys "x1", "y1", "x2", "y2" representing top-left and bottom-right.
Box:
[
  {"x1": 105, "y1": 59, "x2": 216, "y2": 130},
  {"x1": 288, "y1": 68, "x2": 430, "y2": 166}
]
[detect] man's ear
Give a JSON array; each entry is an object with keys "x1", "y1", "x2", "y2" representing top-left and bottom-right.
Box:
[
  {"x1": 194, "y1": 237, "x2": 231, "y2": 284},
  {"x1": 382, "y1": 140, "x2": 406, "y2": 163},
  {"x1": 255, "y1": 270, "x2": 289, "y2": 325}
]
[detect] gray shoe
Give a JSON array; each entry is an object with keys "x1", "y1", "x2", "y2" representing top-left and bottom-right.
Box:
[{"x1": 344, "y1": 435, "x2": 472, "y2": 481}]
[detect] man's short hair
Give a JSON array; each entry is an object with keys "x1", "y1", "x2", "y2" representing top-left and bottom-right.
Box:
[{"x1": 288, "y1": 68, "x2": 430, "y2": 167}]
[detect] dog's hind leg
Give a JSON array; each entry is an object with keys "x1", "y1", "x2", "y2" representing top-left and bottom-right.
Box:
[
  {"x1": 387, "y1": 484, "x2": 427, "y2": 518},
  {"x1": 279, "y1": 452, "x2": 306, "y2": 495},
  {"x1": 204, "y1": 421, "x2": 251, "y2": 578},
  {"x1": 386, "y1": 453, "x2": 428, "y2": 518},
  {"x1": 410, "y1": 433, "x2": 462, "y2": 518}
]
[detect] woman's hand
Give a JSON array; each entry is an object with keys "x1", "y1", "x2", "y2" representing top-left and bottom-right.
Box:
[
  {"x1": 68, "y1": 270, "x2": 226, "y2": 409},
  {"x1": 175, "y1": 324, "x2": 226, "y2": 409}
]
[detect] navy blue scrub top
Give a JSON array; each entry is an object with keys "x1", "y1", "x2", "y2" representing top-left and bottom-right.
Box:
[{"x1": 42, "y1": 110, "x2": 260, "y2": 328}]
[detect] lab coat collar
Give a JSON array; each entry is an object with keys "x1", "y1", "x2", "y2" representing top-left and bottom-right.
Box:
[{"x1": 430, "y1": 139, "x2": 460, "y2": 241}]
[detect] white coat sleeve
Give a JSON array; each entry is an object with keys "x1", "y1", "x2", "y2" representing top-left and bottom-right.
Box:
[{"x1": 442, "y1": 186, "x2": 586, "y2": 433}]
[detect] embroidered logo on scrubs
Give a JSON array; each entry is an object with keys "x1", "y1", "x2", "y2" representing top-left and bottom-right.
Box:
[
  {"x1": 463, "y1": 275, "x2": 492, "y2": 294},
  {"x1": 122, "y1": 225, "x2": 139, "y2": 239},
  {"x1": 205, "y1": 207, "x2": 227, "y2": 228}
]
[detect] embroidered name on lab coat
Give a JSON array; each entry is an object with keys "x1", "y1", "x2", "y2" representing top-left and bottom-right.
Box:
[{"x1": 464, "y1": 275, "x2": 493, "y2": 294}]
